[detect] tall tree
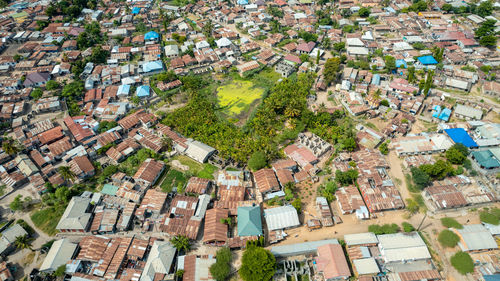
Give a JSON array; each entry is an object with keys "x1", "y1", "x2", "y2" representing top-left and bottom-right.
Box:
[
  {"x1": 14, "y1": 235, "x2": 33, "y2": 251},
  {"x1": 239, "y1": 246, "x2": 276, "y2": 281},
  {"x1": 170, "y1": 235, "x2": 191, "y2": 253},
  {"x1": 58, "y1": 166, "x2": 76, "y2": 183}
]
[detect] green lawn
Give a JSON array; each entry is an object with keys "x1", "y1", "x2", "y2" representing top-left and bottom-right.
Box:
[
  {"x1": 171, "y1": 155, "x2": 217, "y2": 179},
  {"x1": 160, "y1": 169, "x2": 188, "y2": 193},
  {"x1": 217, "y1": 80, "x2": 264, "y2": 117},
  {"x1": 31, "y1": 207, "x2": 63, "y2": 236}
]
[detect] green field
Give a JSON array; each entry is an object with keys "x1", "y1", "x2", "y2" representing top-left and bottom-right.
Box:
[{"x1": 217, "y1": 80, "x2": 264, "y2": 117}]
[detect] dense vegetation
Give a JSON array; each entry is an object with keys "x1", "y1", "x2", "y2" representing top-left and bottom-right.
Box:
[
  {"x1": 239, "y1": 245, "x2": 276, "y2": 281},
  {"x1": 209, "y1": 247, "x2": 232, "y2": 281},
  {"x1": 162, "y1": 73, "x2": 357, "y2": 165}
]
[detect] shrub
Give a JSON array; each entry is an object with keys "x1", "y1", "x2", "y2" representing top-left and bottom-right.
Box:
[
  {"x1": 480, "y1": 209, "x2": 500, "y2": 225},
  {"x1": 438, "y1": 230, "x2": 460, "y2": 248},
  {"x1": 402, "y1": 222, "x2": 415, "y2": 232},
  {"x1": 440, "y1": 217, "x2": 463, "y2": 229},
  {"x1": 368, "y1": 223, "x2": 400, "y2": 235},
  {"x1": 450, "y1": 251, "x2": 474, "y2": 275},
  {"x1": 247, "y1": 151, "x2": 267, "y2": 171}
]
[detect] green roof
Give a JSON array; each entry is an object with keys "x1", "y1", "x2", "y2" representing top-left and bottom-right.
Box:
[
  {"x1": 237, "y1": 206, "x2": 262, "y2": 237},
  {"x1": 472, "y1": 150, "x2": 500, "y2": 169},
  {"x1": 101, "y1": 184, "x2": 119, "y2": 196},
  {"x1": 11, "y1": 11, "x2": 28, "y2": 19}
]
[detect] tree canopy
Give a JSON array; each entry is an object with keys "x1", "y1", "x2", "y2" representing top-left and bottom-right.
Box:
[
  {"x1": 248, "y1": 151, "x2": 268, "y2": 171},
  {"x1": 239, "y1": 246, "x2": 276, "y2": 281}
]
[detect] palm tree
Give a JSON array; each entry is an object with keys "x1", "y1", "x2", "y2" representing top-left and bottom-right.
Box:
[
  {"x1": 58, "y1": 166, "x2": 76, "y2": 183},
  {"x1": 161, "y1": 136, "x2": 173, "y2": 152},
  {"x1": 170, "y1": 235, "x2": 191, "y2": 253},
  {"x1": 14, "y1": 235, "x2": 33, "y2": 251},
  {"x1": 2, "y1": 138, "x2": 21, "y2": 155}
]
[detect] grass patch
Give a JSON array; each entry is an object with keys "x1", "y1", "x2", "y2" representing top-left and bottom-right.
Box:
[
  {"x1": 217, "y1": 80, "x2": 264, "y2": 117},
  {"x1": 171, "y1": 155, "x2": 217, "y2": 179},
  {"x1": 0, "y1": 185, "x2": 5, "y2": 196},
  {"x1": 160, "y1": 169, "x2": 188, "y2": 193},
  {"x1": 480, "y1": 208, "x2": 500, "y2": 225},
  {"x1": 438, "y1": 229, "x2": 460, "y2": 248},
  {"x1": 441, "y1": 217, "x2": 463, "y2": 229},
  {"x1": 31, "y1": 207, "x2": 64, "y2": 236},
  {"x1": 451, "y1": 251, "x2": 474, "y2": 275}
]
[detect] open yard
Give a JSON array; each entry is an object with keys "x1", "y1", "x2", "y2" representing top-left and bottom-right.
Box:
[
  {"x1": 30, "y1": 207, "x2": 63, "y2": 236},
  {"x1": 217, "y1": 80, "x2": 264, "y2": 118}
]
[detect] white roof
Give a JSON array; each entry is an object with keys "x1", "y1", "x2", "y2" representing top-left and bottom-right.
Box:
[
  {"x1": 346, "y1": 38, "x2": 364, "y2": 47},
  {"x1": 140, "y1": 240, "x2": 176, "y2": 281},
  {"x1": 0, "y1": 224, "x2": 28, "y2": 253},
  {"x1": 445, "y1": 78, "x2": 469, "y2": 91},
  {"x1": 40, "y1": 239, "x2": 77, "y2": 272},
  {"x1": 185, "y1": 140, "x2": 216, "y2": 163},
  {"x1": 456, "y1": 224, "x2": 498, "y2": 251},
  {"x1": 455, "y1": 104, "x2": 483, "y2": 120},
  {"x1": 264, "y1": 205, "x2": 300, "y2": 231},
  {"x1": 346, "y1": 46, "x2": 369, "y2": 55},
  {"x1": 344, "y1": 232, "x2": 378, "y2": 246},
  {"x1": 56, "y1": 196, "x2": 91, "y2": 230},
  {"x1": 353, "y1": 258, "x2": 380, "y2": 275},
  {"x1": 216, "y1": 37, "x2": 232, "y2": 48},
  {"x1": 378, "y1": 232, "x2": 431, "y2": 263}
]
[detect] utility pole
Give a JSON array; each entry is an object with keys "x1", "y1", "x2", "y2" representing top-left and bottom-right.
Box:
[{"x1": 417, "y1": 213, "x2": 427, "y2": 231}]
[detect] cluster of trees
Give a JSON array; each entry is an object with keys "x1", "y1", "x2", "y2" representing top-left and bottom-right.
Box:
[
  {"x1": 411, "y1": 144, "x2": 471, "y2": 190},
  {"x1": 77, "y1": 22, "x2": 106, "y2": 50},
  {"x1": 298, "y1": 31, "x2": 318, "y2": 42},
  {"x1": 46, "y1": 0, "x2": 97, "y2": 22},
  {"x1": 317, "y1": 181, "x2": 337, "y2": 202},
  {"x1": 378, "y1": 140, "x2": 389, "y2": 155},
  {"x1": 475, "y1": 19, "x2": 498, "y2": 47},
  {"x1": 323, "y1": 57, "x2": 341, "y2": 85},
  {"x1": 404, "y1": 0, "x2": 427, "y2": 12},
  {"x1": 335, "y1": 169, "x2": 359, "y2": 186},
  {"x1": 10, "y1": 195, "x2": 33, "y2": 211},
  {"x1": 239, "y1": 245, "x2": 276, "y2": 281},
  {"x1": 442, "y1": 0, "x2": 493, "y2": 17},
  {"x1": 98, "y1": 121, "x2": 118, "y2": 133},
  {"x1": 61, "y1": 80, "x2": 85, "y2": 116},
  {"x1": 2, "y1": 138, "x2": 23, "y2": 155}
]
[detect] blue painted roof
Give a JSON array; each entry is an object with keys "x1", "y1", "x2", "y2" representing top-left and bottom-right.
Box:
[
  {"x1": 396, "y1": 59, "x2": 407, "y2": 68},
  {"x1": 144, "y1": 31, "x2": 159, "y2": 40},
  {"x1": 371, "y1": 74, "x2": 381, "y2": 85},
  {"x1": 432, "y1": 105, "x2": 441, "y2": 118},
  {"x1": 117, "y1": 84, "x2": 130, "y2": 95},
  {"x1": 444, "y1": 128, "x2": 478, "y2": 148},
  {"x1": 484, "y1": 275, "x2": 500, "y2": 281},
  {"x1": 438, "y1": 108, "x2": 451, "y2": 121},
  {"x1": 132, "y1": 7, "x2": 141, "y2": 14},
  {"x1": 237, "y1": 0, "x2": 249, "y2": 4},
  {"x1": 418, "y1": 55, "x2": 438, "y2": 65},
  {"x1": 136, "y1": 85, "x2": 150, "y2": 97},
  {"x1": 142, "y1": 61, "x2": 163, "y2": 73}
]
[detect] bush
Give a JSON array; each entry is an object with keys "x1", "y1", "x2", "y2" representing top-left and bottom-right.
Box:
[
  {"x1": 450, "y1": 251, "x2": 474, "y2": 275},
  {"x1": 210, "y1": 247, "x2": 232, "y2": 281},
  {"x1": 402, "y1": 222, "x2": 415, "y2": 232},
  {"x1": 247, "y1": 151, "x2": 267, "y2": 171},
  {"x1": 438, "y1": 230, "x2": 460, "y2": 248},
  {"x1": 368, "y1": 223, "x2": 400, "y2": 235},
  {"x1": 440, "y1": 217, "x2": 463, "y2": 229},
  {"x1": 480, "y1": 208, "x2": 500, "y2": 225}
]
